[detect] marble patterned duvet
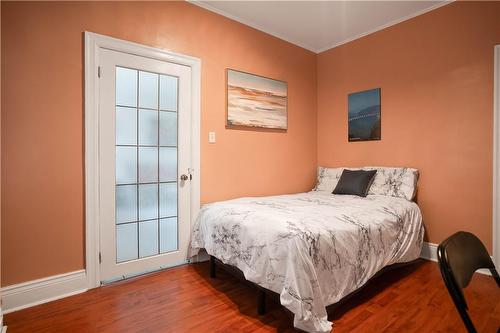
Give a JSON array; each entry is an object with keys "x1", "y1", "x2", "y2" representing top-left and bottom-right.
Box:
[{"x1": 189, "y1": 191, "x2": 424, "y2": 332}]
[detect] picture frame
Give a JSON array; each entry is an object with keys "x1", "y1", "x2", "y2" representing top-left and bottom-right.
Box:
[
  {"x1": 348, "y1": 88, "x2": 381, "y2": 142},
  {"x1": 226, "y1": 69, "x2": 288, "y2": 130}
]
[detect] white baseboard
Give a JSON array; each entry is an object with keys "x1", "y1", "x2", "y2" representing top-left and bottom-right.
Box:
[
  {"x1": 420, "y1": 241, "x2": 439, "y2": 261},
  {"x1": 0, "y1": 305, "x2": 4, "y2": 332},
  {"x1": 420, "y1": 241, "x2": 492, "y2": 276},
  {"x1": 1, "y1": 270, "x2": 87, "y2": 314}
]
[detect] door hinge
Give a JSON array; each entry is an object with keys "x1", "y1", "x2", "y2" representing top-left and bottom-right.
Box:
[
  {"x1": 99, "y1": 252, "x2": 102, "y2": 264},
  {"x1": 98, "y1": 66, "x2": 101, "y2": 78}
]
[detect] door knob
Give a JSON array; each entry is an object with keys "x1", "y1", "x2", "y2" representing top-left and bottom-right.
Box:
[{"x1": 180, "y1": 174, "x2": 189, "y2": 181}]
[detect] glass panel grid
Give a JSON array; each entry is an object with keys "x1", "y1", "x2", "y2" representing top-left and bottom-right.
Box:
[
  {"x1": 139, "y1": 71, "x2": 159, "y2": 109},
  {"x1": 116, "y1": 185, "x2": 137, "y2": 224},
  {"x1": 160, "y1": 75, "x2": 178, "y2": 111},
  {"x1": 116, "y1": 146, "x2": 137, "y2": 184},
  {"x1": 138, "y1": 147, "x2": 158, "y2": 183},
  {"x1": 116, "y1": 107, "x2": 137, "y2": 145},
  {"x1": 160, "y1": 217, "x2": 178, "y2": 253},
  {"x1": 139, "y1": 183, "x2": 158, "y2": 221},
  {"x1": 139, "y1": 109, "x2": 158, "y2": 145},
  {"x1": 116, "y1": 67, "x2": 137, "y2": 107},
  {"x1": 160, "y1": 111, "x2": 177, "y2": 146},
  {"x1": 139, "y1": 220, "x2": 159, "y2": 258},
  {"x1": 117, "y1": 223, "x2": 138, "y2": 263},
  {"x1": 115, "y1": 67, "x2": 179, "y2": 263}
]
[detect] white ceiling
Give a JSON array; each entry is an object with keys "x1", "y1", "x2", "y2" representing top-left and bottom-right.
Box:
[{"x1": 191, "y1": 1, "x2": 450, "y2": 53}]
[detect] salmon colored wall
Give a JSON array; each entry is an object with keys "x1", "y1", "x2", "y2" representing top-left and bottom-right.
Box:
[
  {"x1": 317, "y1": 1, "x2": 500, "y2": 251},
  {"x1": 2, "y1": 1, "x2": 498, "y2": 287},
  {"x1": 1, "y1": 2, "x2": 317, "y2": 286}
]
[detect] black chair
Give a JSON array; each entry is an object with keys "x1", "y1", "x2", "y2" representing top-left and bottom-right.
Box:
[{"x1": 437, "y1": 231, "x2": 500, "y2": 333}]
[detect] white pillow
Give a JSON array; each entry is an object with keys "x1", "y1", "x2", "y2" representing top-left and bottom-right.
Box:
[
  {"x1": 314, "y1": 166, "x2": 419, "y2": 201},
  {"x1": 365, "y1": 166, "x2": 419, "y2": 201},
  {"x1": 314, "y1": 167, "x2": 348, "y2": 192}
]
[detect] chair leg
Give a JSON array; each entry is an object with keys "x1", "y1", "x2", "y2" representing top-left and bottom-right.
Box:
[
  {"x1": 257, "y1": 289, "x2": 266, "y2": 315},
  {"x1": 490, "y1": 268, "x2": 500, "y2": 287},
  {"x1": 210, "y1": 255, "x2": 216, "y2": 278},
  {"x1": 456, "y1": 306, "x2": 477, "y2": 333}
]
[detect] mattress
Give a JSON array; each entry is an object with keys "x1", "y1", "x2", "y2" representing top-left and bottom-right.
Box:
[{"x1": 190, "y1": 191, "x2": 424, "y2": 332}]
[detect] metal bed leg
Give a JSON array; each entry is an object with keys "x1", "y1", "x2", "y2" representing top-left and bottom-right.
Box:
[
  {"x1": 257, "y1": 289, "x2": 266, "y2": 315},
  {"x1": 210, "y1": 255, "x2": 216, "y2": 278}
]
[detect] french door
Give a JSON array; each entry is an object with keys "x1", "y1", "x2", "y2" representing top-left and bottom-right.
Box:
[{"x1": 98, "y1": 48, "x2": 192, "y2": 282}]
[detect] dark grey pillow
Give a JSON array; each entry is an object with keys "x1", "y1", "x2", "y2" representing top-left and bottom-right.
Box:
[{"x1": 332, "y1": 169, "x2": 377, "y2": 197}]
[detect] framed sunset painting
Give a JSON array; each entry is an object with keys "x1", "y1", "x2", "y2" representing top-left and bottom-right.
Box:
[{"x1": 226, "y1": 69, "x2": 287, "y2": 130}]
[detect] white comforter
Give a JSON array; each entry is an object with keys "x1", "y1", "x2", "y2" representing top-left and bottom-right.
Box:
[{"x1": 190, "y1": 191, "x2": 424, "y2": 332}]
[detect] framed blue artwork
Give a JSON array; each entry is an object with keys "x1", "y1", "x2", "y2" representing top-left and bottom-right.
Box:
[{"x1": 348, "y1": 88, "x2": 381, "y2": 141}]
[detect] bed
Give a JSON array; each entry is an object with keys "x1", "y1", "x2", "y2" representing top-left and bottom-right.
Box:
[{"x1": 190, "y1": 167, "x2": 424, "y2": 333}]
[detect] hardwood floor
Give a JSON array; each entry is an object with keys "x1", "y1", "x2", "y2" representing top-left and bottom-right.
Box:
[{"x1": 5, "y1": 260, "x2": 500, "y2": 332}]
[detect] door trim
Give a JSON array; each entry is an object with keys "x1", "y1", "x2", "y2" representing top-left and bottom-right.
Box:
[
  {"x1": 84, "y1": 32, "x2": 201, "y2": 289},
  {"x1": 494, "y1": 44, "x2": 500, "y2": 269}
]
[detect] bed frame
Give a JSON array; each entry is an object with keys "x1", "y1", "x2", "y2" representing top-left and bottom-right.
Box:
[{"x1": 209, "y1": 255, "x2": 420, "y2": 317}]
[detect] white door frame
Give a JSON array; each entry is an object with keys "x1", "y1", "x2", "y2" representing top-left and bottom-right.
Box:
[
  {"x1": 494, "y1": 44, "x2": 500, "y2": 269},
  {"x1": 84, "y1": 32, "x2": 201, "y2": 289}
]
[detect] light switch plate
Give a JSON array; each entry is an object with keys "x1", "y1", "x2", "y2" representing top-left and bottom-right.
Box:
[{"x1": 208, "y1": 131, "x2": 216, "y2": 143}]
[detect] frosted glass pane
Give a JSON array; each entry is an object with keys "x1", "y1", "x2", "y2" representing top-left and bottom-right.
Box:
[
  {"x1": 139, "y1": 184, "x2": 158, "y2": 220},
  {"x1": 160, "y1": 183, "x2": 177, "y2": 218},
  {"x1": 117, "y1": 223, "x2": 138, "y2": 263},
  {"x1": 139, "y1": 220, "x2": 159, "y2": 258},
  {"x1": 116, "y1": 185, "x2": 137, "y2": 224},
  {"x1": 116, "y1": 67, "x2": 137, "y2": 107},
  {"x1": 116, "y1": 107, "x2": 137, "y2": 145},
  {"x1": 116, "y1": 146, "x2": 137, "y2": 184},
  {"x1": 159, "y1": 112, "x2": 177, "y2": 146},
  {"x1": 160, "y1": 217, "x2": 178, "y2": 253},
  {"x1": 138, "y1": 109, "x2": 158, "y2": 145},
  {"x1": 138, "y1": 147, "x2": 158, "y2": 183},
  {"x1": 159, "y1": 147, "x2": 177, "y2": 182},
  {"x1": 139, "y1": 71, "x2": 158, "y2": 109},
  {"x1": 160, "y1": 75, "x2": 178, "y2": 111}
]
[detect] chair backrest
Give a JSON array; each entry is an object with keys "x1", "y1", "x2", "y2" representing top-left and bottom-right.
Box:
[{"x1": 437, "y1": 231, "x2": 500, "y2": 333}]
